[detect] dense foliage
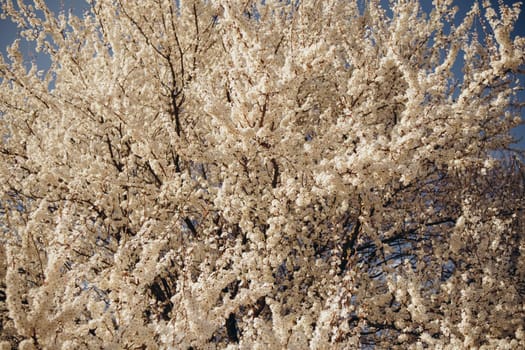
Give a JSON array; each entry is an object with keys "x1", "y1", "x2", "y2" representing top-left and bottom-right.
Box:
[{"x1": 1, "y1": 0, "x2": 524, "y2": 348}]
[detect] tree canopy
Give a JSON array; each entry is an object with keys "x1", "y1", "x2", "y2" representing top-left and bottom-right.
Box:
[{"x1": 0, "y1": 0, "x2": 524, "y2": 348}]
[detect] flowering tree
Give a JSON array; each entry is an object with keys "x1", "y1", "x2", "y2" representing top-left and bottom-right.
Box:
[{"x1": 1, "y1": 0, "x2": 524, "y2": 348}]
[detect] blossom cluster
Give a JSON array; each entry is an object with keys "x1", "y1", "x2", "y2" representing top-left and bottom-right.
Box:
[{"x1": 0, "y1": 0, "x2": 524, "y2": 348}]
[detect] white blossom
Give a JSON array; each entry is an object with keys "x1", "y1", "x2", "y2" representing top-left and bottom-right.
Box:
[{"x1": 0, "y1": 0, "x2": 524, "y2": 348}]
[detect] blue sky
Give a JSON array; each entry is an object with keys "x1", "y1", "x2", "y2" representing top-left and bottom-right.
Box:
[{"x1": 1, "y1": 0, "x2": 524, "y2": 148}]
